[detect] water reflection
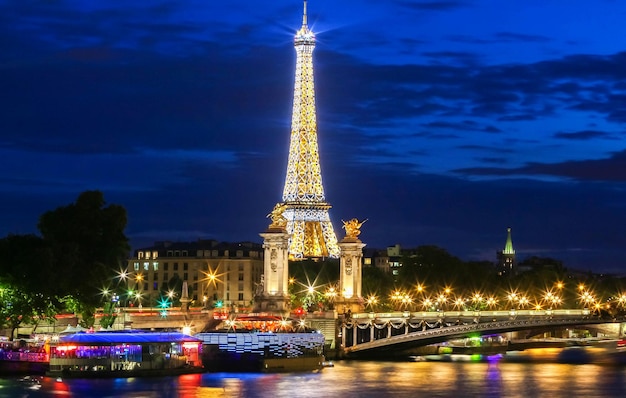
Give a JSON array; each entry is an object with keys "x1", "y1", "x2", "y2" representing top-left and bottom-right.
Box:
[{"x1": 3, "y1": 359, "x2": 626, "y2": 397}]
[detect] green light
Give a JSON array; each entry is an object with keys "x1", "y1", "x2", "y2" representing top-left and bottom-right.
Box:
[{"x1": 215, "y1": 300, "x2": 223, "y2": 309}]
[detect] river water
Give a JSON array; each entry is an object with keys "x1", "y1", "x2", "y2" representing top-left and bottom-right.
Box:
[{"x1": 2, "y1": 358, "x2": 626, "y2": 397}]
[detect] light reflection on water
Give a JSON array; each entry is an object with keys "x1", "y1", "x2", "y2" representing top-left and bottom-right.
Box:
[{"x1": 2, "y1": 359, "x2": 626, "y2": 397}]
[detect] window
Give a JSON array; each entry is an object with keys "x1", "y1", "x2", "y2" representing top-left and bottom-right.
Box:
[
  {"x1": 184, "y1": 273, "x2": 188, "y2": 280},
  {"x1": 143, "y1": 262, "x2": 149, "y2": 271},
  {"x1": 238, "y1": 273, "x2": 244, "y2": 281},
  {"x1": 153, "y1": 282, "x2": 158, "y2": 290},
  {"x1": 183, "y1": 263, "x2": 188, "y2": 271},
  {"x1": 152, "y1": 251, "x2": 158, "y2": 259},
  {"x1": 236, "y1": 250, "x2": 243, "y2": 257},
  {"x1": 134, "y1": 262, "x2": 139, "y2": 271},
  {"x1": 174, "y1": 251, "x2": 180, "y2": 256},
  {"x1": 145, "y1": 251, "x2": 151, "y2": 260},
  {"x1": 164, "y1": 273, "x2": 169, "y2": 281},
  {"x1": 238, "y1": 283, "x2": 244, "y2": 291},
  {"x1": 238, "y1": 263, "x2": 244, "y2": 271},
  {"x1": 143, "y1": 283, "x2": 148, "y2": 291},
  {"x1": 238, "y1": 293, "x2": 244, "y2": 300},
  {"x1": 164, "y1": 263, "x2": 169, "y2": 271},
  {"x1": 182, "y1": 250, "x2": 188, "y2": 257},
  {"x1": 138, "y1": 252, "x2": 144, "y2": 259},
  {"x1": 153, "y1": 262, "x2": 159, "y2": 271},
  {"x1": 174, "y1": 263, "x2": 179, "y2": 271}
]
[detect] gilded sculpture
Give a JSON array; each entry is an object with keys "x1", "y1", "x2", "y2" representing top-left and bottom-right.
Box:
[
  {"x1": 267, "y1": 203, "x2": 288, "y2": 228},
  {"x1": 342, "y1": 218, "x2": 367, "y2": 238}
]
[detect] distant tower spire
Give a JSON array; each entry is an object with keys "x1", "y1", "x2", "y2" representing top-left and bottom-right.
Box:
[
  {"x1": 503, "y1": 227, "x2": 515, "y2": 255},
  {"x1": 276, "y1": 0, "x2": 340, "y2": 260},
  {"x1": 497, "y1": 227, "x2": 516, "y2": 277}
]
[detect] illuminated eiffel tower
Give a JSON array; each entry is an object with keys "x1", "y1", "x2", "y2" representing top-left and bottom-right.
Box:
[{"x1": 278, "y1": 0, "x2": 340, "y2": 260}]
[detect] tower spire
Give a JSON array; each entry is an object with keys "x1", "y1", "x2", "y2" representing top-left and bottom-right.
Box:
[
  {"x1": 276, "y1": 1, "x2": 340, "y2": 260},
  {"x1": 504, "y1": 227, "x2": 515, "y2": 254},
  {"x1": 497, "y1": 227, "x2": 516, "y2": 277}
]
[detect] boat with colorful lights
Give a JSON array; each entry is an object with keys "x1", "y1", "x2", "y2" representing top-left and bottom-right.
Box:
[
  {"x1": 45, "y1": 330, "x2": 203, "y2": 378},
  {"x1": 196, "y1": 314, "x2": 326, "y2": 372}
]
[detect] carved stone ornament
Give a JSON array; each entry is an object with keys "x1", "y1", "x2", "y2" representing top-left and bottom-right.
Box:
[
  {"x1": 270, "y1": 249, "x2": 277, "y2": 260},
  {"x1": 271, "y1": 262, "x2": 277, "y2": 272},
  {"x1": 345, "y1": 257, "x2": 352, "y2": 275}
]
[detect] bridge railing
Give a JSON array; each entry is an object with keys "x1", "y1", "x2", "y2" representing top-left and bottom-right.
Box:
[{"x1": 351, "y1": 308, "x2": 591, "y2": 321}]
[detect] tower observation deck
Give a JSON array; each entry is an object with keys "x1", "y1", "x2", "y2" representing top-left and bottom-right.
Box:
[{"x1": 279, "y1": 1, "x2": 340, "y2": 260}]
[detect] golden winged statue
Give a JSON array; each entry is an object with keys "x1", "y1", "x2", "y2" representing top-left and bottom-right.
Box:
[
  {"x1": 267, "y1": 203, "x2": 288, "y2": 228},
  {"x1": 342, "y1": 218, "x2": 367, "y2": 238}
]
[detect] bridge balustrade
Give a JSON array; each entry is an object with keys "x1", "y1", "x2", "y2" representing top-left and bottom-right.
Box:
[{"x1": 341, "y1": 308, "x2": 599, "y2": 354}]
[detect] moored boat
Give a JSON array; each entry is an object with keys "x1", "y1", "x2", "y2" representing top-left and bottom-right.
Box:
[
  {"x1": 196, "y1": 314, "x2": 326, "y2": 372},
  {"x1": 46, "y1": 330, "x2": 203, "y2": 378}
]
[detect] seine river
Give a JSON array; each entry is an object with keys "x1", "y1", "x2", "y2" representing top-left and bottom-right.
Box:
[{"x1": 3, "y1": 358, "x2": 626, "y2": 397}]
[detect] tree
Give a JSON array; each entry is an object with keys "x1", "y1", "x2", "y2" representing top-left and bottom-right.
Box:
[
  {"x1": 38, "y1": 190, "x2": 130, "y2": 308},
  {"x1": 0, "y1": 280, "x2": 57, "y2": 340}
]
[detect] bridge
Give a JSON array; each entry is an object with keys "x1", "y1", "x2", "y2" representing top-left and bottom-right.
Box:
[{"x1": 340, "y1": 309, "x2": 619, "y2": 358}]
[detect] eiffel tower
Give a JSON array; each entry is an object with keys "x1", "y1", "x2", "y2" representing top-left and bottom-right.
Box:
[{"x1": 278, "y1": 0, "x2": 340, "y2": 260}]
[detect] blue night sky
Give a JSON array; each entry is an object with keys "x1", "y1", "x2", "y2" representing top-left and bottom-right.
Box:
[{"x1": 2, "y1": 0, "x2": 626, "y2": 273}]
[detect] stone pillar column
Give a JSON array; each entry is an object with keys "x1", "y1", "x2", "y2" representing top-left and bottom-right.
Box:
[
  {"x1": 254, "y1": 207, "x2": 291, "y2": 314},
  {"x1": 337, "y1": 235, "x2": 366, "y2": 314}
]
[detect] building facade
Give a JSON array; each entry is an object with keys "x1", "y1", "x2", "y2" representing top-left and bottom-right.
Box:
[{"x1": 126, "y1": 240, "x2": 264, "y2": 311}]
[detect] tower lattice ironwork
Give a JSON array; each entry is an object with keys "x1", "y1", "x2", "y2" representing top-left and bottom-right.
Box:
[{"x1": 279, "y1": 0, "x2": 339, "y2": 260}]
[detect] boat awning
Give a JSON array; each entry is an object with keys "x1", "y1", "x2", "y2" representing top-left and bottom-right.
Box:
[{"x1": 57, "y1": 331, "x2": 201, "y2": 345}]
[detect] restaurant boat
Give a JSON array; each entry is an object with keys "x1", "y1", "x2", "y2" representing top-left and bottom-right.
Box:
[
  {"x1": 47, "y1": 330, "x2": 203, "y2": 378},
  {"x1": 196, "y1": 314, "x2": 326, "y2": 372}
]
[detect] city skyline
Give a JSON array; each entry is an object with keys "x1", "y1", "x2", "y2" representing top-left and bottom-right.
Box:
[{"x1": 1, "y1": 1, "x2": 626, "y2": 272}]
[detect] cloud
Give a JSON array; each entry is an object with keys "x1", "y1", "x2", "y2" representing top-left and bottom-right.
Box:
[
  {"x1": 494, "y1": 32, "x2": 552, "y2": 43},
  {"x1": 553, "y1": 130, "x2": 616, "y2": 140},
  {"x1": 454, "y1": 149, "x2": 626, "y2": 182},
  {"x1": 396, "y1": 1, "x2": 470, "y2": 11},
  {"x1": 422, "y1": 120, "x2": 502, "y2": 133}
]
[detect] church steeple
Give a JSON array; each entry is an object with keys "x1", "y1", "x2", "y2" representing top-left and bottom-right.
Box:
[
  {"x1": 497, "y1": 227, "x2": 516, "y2": 277},
  {"x1": 503, "y1": 227, "x2": 515, "y2": 255}
]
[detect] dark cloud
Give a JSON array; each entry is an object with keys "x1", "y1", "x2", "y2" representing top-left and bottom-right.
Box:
[
  {"x1": 553, "y1": 130, "x2": 616, "y2": 140},
  {"x1": 422, "y1": 120, "x2": 502, "y2": 133},
  {"x1": 454, "y1": 149, "x2": 626, "y2": 182},
  {"x1": 494, "y1": 32, "x2": 552, "y2": 43},
  {"x1": 396, "y1": 1, "x2": 470, "y2": 11}
]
